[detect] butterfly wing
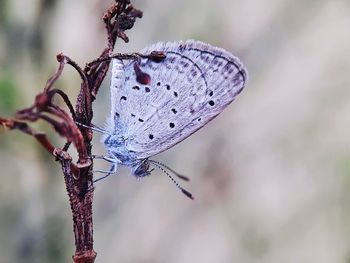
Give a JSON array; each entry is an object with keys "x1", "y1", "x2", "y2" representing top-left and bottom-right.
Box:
[{"x1": 109, "y1": 40, "x2": 247, "y2": 159}]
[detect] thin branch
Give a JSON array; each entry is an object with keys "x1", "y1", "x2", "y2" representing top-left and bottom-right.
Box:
[
  {"x1": 0, "y1": 117, "x2": 56, "y2": 154},
  {"x1": 44, "y1": 55, "x2": 66, "y2": 91},
  {"x1": 49, "y1": 89, "x2": 76, "y2": 120}
]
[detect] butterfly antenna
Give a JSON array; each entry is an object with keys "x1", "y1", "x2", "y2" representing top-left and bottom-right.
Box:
[
  {"x1": 151, "y1": 162, "x2": 194, "y2": 200},
  {"x1": 149, "y1": 160, "x2": 190, "y2": 181},
  {"x1": 76, "y1": 122, "x2": 110, "y2": 134}
]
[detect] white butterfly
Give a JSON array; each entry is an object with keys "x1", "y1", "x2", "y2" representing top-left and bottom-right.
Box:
[{"x1": 99, "y1": 40, "x2": 247, "y2": 198}]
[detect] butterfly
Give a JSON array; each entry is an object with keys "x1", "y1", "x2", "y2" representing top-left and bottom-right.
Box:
[{"x1": 98, "y1": 40, "x2": 247, "y2": 199}]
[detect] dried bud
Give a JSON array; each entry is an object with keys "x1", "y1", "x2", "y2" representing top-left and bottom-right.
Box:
[
  {"x1": 148, "y1": 51, "x2": 166, "y2": 63},
  {"x1": 35, "y1": 92, "x2": 50, "y2": 111},
  {"x1": 117, "y1": 13, "x2": 136, "y2": 31}
]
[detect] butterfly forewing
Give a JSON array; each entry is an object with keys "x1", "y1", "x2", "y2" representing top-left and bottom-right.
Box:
[{"x1": 109, "y1": 40, "x2": 247, "y2": 159}]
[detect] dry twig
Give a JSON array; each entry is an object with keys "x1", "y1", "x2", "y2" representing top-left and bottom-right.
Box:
[{"x1": 0, "y1": 1, "x2": 142, "y2": 262}]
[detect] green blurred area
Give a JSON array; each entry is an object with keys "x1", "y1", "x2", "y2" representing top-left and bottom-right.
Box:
[
  {"x1": 0, "y1": 74, "x2": 19, "y2": 114},
  {"x1": 1, "y1": 0, "x2": 350, "y2": 262}
]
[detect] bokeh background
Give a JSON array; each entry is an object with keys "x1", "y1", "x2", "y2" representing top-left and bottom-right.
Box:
[{"x1": 1, "y1": 0, "x2": 350, "y2": 262}]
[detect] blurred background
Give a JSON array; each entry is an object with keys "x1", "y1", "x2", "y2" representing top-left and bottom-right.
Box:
[{"x1": 1, "y1": 0, "x2": 350, "y2": 262}]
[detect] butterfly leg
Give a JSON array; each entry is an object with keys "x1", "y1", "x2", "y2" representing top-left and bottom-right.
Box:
[
  {"x1": 94, "y1": 163, "x2": 117, "y2": 183},
  {"x1": 92, "y1": 155, "x2": 116, "y2": 163},
  {"x1": 75, "y1": 122, "x2": 109, "y2": 134}
]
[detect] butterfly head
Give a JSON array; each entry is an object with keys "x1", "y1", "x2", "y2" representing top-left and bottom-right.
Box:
[{"x1": 132, "y1": 159, "x2": 152, "y2": 178}]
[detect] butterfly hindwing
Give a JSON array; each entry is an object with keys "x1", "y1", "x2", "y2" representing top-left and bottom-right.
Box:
[{"x1": 109, "y1": 40, "x2": 247, "y2": 159}]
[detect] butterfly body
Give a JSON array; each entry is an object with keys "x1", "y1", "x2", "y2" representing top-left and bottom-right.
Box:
[
  {"x1": 102, "y1": 40, "x2": 247, "y2": 178},
  {"x1": 103, "y1": 133, "x2": 150, "y2": 177}
]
